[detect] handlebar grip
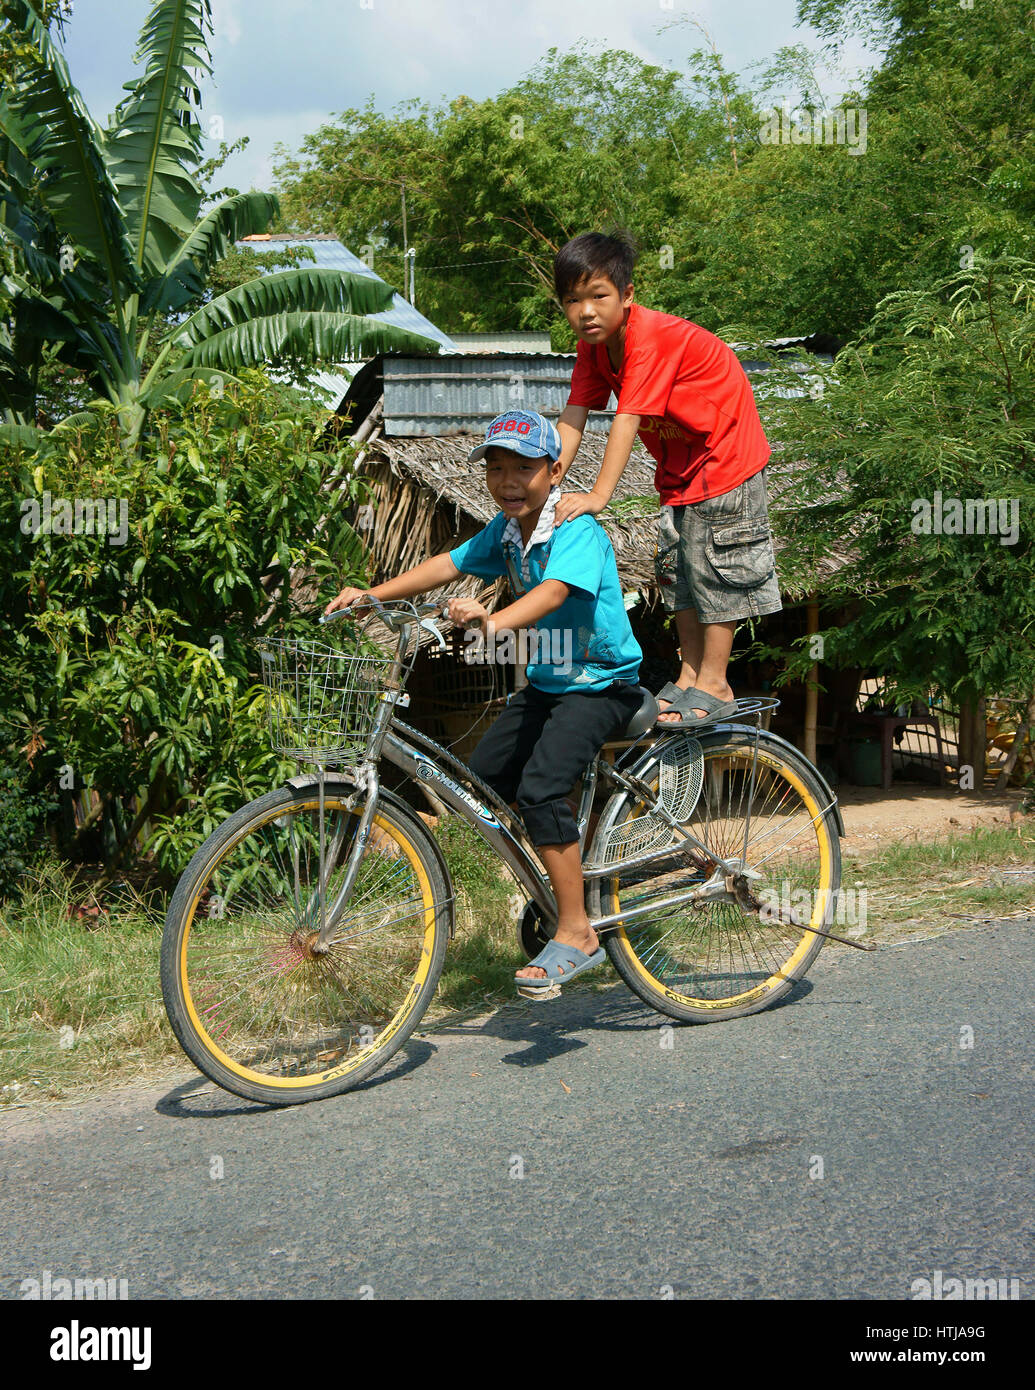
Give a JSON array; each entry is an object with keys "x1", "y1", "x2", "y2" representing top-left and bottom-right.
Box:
[{"x1": 319, "y1": 594, "x2": 391, "y2": 626}]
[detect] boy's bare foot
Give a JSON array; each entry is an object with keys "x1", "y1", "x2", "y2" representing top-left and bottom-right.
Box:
[
  {"x1": 657, "y1": 677, "x2": 735, "y2": 723},
  {"x1": 516, "y1": 922, "x2": 600, "y2": 980}
]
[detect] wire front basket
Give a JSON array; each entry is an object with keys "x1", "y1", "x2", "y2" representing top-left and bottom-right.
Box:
[{"x1": 258, "y1": 634, "x2": 397, "y2": 767}]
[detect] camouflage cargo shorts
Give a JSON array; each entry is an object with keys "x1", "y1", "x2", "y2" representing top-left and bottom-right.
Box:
[{"x1": 654, "y1": 467, "x2": 783, "y2": 624}]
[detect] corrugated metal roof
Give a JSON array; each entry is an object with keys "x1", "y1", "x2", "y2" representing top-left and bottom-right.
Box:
[
  {"x1": 381, "y1": 354, "x2": 615, "y2": 436},
  {"x1": 449, "y1": 331, "x2": 554, "y2": 354},
  {"x1": 377, "y1": 346, "x2": 833, "y2": 436},
  {"x1": 304, "y1": 363, "x2": 363, "y2": 406},
  {"x1": 236, "y1": 235, "x2": 459, "y2": 403}
]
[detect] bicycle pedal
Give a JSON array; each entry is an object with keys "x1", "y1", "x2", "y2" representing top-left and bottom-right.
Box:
[{"x1": 516, "y1": 982, "x2": 563, "y2": 1001}]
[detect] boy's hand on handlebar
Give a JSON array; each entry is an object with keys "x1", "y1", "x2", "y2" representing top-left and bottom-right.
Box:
[
  {"x1": 554, "y1": 490, "x2": 607, "y2": 525},
  {"x1": 323, "y1": 587, "x2": 378, "y2": 618},
  {"x1": 446, "y1": 596, "x2": 489, "y2": 632}
]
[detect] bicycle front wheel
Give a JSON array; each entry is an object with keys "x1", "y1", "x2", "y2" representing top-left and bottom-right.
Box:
[
  {"x1": 161, "y1": 783, "x2": 452, "y2": 1104},
  {"x1": 589, "y1": 730, "x2": 841, "y2": 1022}
]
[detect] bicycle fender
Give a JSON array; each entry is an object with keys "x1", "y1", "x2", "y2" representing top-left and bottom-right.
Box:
[
  {"x1": 623, "y1": 726, "x2": 845, "y2": 839},
  {"x1": 287, "y1": 771, "x2": 354, "y2": 792}
]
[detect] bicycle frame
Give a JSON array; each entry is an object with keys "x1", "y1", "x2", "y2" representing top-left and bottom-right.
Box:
[
  {"x1": 383, "y1": 723, "x2": 554, "y2": 908},
  {"x1": 298, "y1": 606, "x2": 845, "y2": 949},
  {"x1": 380, "y1": 716, "x2": 842, "y2": 936},
  {"x1": 297, "y1": 708, "x2": 854, "y2": 961}
]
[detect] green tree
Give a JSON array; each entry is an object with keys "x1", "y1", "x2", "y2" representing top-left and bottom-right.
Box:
[
  {"x1": 272, "y1": 4, "x2": 1035, "y2": 342},
  {"x1": 757, "y1": 256, "x2": 1035, "y2": 774},
  {"x1": 274, "y1": 46, "x2": 760, "y2": 337},
  {"x1": 0, "y1": 0, "x2": 437, "y2": 448},
  {"x1": 684, "y1": 0, "x2": 1035, "y2": 339}
]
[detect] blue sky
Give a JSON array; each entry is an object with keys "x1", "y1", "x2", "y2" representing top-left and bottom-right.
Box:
[{"x1": 63, "y1": 0, "x2": 880, "y2": 194}]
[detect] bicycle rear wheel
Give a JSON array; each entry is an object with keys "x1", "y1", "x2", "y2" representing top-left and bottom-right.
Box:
[
  {"x1": 161, "y1": 783, "x2": 452, "y2": 1104},
  {"x1": 589, "y1": 730, "x2": 841, "y2": 1022}
]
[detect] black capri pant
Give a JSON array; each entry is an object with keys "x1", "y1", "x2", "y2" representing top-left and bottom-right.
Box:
[{"x1": 467, "y1": 680, "x2": 643, "y2": 847}]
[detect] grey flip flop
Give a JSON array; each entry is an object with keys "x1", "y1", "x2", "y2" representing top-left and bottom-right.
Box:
[
  {"x1": 514, "y1": 939, "x2": 606, "y2": 994},
  {"x1": 655, "y1": 683, "x2": 738, "y2": 728}
]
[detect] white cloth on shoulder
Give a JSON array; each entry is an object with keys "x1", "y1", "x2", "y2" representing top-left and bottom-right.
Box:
[{"x1": 501, "y1": 485, "x2": 561, "y2": 588}]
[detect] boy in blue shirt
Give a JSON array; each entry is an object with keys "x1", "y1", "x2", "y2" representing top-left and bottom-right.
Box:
[{"x1": 324, "y1": 409, "x2": 644, "y2": 993}]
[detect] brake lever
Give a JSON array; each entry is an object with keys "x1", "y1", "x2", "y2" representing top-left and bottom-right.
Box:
[
  {"x1": 417, "y1": 617, "x2": 447, "y2": 652},
  {"x1": 320, "y1": 599, "x2": 446, "y2": 650}
]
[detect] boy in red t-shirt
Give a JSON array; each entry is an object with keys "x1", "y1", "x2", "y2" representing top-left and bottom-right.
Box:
[{"x1": 553, "y1": 231, "x2": 782, "y2": 726}]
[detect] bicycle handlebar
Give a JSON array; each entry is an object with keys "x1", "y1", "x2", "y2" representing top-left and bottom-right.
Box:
[{"x1": 319, "y1": 596, "x2": 448, "y2": 653}]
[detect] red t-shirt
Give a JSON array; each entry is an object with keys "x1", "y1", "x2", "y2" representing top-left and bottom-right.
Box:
[{"x1": 566, "y1": 303, "x2": 770, "y2": 504}]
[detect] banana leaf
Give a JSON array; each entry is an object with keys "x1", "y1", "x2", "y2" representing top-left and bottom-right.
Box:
[
  {"x1": 104, "y1": 0, "x2": 214, "y2": 273},
  {"x1": 0, "y1": 0, "x2": 140, "y2": 298},
  {"x1": 176, "y1": 310, "x2": 439, "y2": 370},
  {"x1": 171, "y1": 267, "x2": 398, "y2": 347},
  {"x1": 141, "y1": 190, "x2": 280, "y2": 314}
]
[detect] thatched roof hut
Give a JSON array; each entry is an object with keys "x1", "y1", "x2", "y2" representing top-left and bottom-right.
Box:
[
  {"x1": 358, "y1": 410, "x2": 658, "y2": 591},
  {"x1": 344, "y1": 408, "x2": 848, "y2": 606}
]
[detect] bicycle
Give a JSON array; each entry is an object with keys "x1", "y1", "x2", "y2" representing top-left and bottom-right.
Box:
[{"x1": 161, "y1": 599, "x2": 867, "y2": 1106}]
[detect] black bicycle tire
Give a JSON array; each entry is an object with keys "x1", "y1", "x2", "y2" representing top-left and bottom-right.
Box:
[
  {"x1": 590, "y1": 729, "x2": 842, "y2": 1022},
  {"x1": 161, "y1": 783, "x2": 453, "y2": 1105},
  {"x1": 517, "y1": 898, "x2": 553, "y2": 957}
]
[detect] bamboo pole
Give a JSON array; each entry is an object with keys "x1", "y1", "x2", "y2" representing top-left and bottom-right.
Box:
[{"x1": 804, "y1": 597, "x2": 819, "y2": 765}]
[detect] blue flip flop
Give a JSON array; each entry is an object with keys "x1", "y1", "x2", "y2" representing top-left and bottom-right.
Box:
[{"x1": 515, "y1": 939, "x2": 607, "y2": 995}]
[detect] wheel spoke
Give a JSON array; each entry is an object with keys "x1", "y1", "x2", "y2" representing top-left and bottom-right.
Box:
[
  {"x1": 601, "y1": 737, "x2": 839, "y2": 1014},
  {"x1": 165, "y1": 794, "x2": 449, "y2": 1093}
]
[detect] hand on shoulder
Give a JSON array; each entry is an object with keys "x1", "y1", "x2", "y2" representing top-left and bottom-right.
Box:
[{"x1": 554, "y1": 491, "x2": 607, "y2": 525}]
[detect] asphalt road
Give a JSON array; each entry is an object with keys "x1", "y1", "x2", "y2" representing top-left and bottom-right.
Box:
[{"x1": 1, "y1": 919, "x2": 1032, "y2": 1301}]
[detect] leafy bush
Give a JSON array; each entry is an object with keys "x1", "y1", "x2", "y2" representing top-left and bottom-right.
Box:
[
  {"x1": 0, "y1": 371, "x2": 369, "y2": 877},
  {"x1": 0, "y1": 749, "x2": 56, "y2": 897}
]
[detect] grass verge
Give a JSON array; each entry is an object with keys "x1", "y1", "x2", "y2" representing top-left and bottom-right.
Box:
[
  {"x1": 1, "y1": 821, "x2": 1033, "y2": 1104},
  {"x1": 430, "y1": 815, "x2": 531, "y2": 1013},
  {"x1": 0, "y1": 860, "x2": 172, "y2": 1104},
  {"x1": 842, "y1": 824, "x2": 1035, "y2": 942}
]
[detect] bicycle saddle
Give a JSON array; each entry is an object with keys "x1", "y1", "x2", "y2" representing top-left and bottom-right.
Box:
[{"x1": 616, "y1": 685, "x2": 659, "y2": 739}]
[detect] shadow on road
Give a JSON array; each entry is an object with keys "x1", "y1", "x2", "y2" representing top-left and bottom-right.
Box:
[
  {"x1": 420, "y1": 976, "x2": 813, "y2": 1068},
  {"x1": 152, "y1": 978, "x2": 815, "y2": 1111},
  {"x1": 153, "y1": 1039, "x2": 439, "y2": 1117}
]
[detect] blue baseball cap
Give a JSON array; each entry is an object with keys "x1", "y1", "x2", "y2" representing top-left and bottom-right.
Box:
[{"x1": 467, "y1": 410, "x2": 562, "y2": 464}]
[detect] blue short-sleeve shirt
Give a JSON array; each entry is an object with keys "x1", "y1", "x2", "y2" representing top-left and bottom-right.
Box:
[{"x1": 450, "y1": 513, "x2": 642, "y2": 694}]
